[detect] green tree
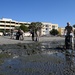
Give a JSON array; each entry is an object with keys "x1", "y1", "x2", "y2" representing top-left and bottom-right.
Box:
[
  {"x1": 50, "y1": 29, "x2": 59, "y2": 36},
  {"x1": 29, "y1": 22, "x2": 42, "y2": 34},
  {"x1": 19, "y1": 24, "x2": 29, "y2": 32},
  {"x1": 15, "y1": 26, "x2": 20, "y2": 30},
  {"x1": 29, "y1": 22, "x2": 42, "y2": 29}
]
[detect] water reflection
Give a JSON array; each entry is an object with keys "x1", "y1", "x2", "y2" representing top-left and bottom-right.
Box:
[
  {"x1": 64, "y1": 50, "x2": 75, "y2": 74},
  {"x1": 65, "y1": 50, "x2": 75, "y2": 66},
  {"x1": 0, "y1": 42, "x2": 75, "y2": 75}
]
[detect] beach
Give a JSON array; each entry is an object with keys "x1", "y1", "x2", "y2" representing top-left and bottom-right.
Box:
[{"x1": 0, "y1": 36, "x2": 75, "y2": 75}]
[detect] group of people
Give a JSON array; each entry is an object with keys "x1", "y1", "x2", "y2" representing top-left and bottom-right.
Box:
[
  {"x1": 9, "y1": 22, "x2": 74, "y2": 49},
  {"x1": 16, "y1": 29, "x2": 24, "y2": 40},
  {"x1": 10, "y1": 29, "x2": 24, "y2": 40},
  {"x1": 10, "y1": 28, "x2": 40, "y2": 41}
]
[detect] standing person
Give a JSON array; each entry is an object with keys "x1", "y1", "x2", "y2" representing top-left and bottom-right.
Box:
[
  {"x1": 16, "y1": 29, "x2": 21, "y2": 40},
  {"x1": 10, "y1": 29, "x2": 14, "y2": 39},
  {"x1": 64, "y1": 22, "x2": 74, "y2": 49},
  {"x1": 35, "y1": 29, "x2": 39, "y2": 41},
  {"x1": 19, "y1": 29, "x2": 24, "y2": 40},
  {"x1": 30, "y1": 29, "x2": 35, "y2": 41}
]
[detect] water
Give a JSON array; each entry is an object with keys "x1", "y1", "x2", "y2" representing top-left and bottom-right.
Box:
[{"x1": 0, "y1": 42, "x2": 75, "y2": 75}]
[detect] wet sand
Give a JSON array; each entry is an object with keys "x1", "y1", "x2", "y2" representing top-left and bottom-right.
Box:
[
  {"x1": 0, "y1": 36, "x2": 65, "y2": 44},
  {"x1": 0, "y1": 36, "x2": 75, "y2": 75}
]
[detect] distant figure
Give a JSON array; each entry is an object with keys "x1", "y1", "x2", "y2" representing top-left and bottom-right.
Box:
[
  {"x1": 10, "y1": 29, "x2": 14, "y2": 39},
  {"x1": 64, "y1": 22, "x2": 74, "y2": 49},
  {"x1": 16, "y1": 29, "x2": 21, "y2": 40},
  {"x1": 30, "y1": 29, "x2": 35, "y2": 41},
  {"x1": 35, "y1": 30, "x2": 39, "y2": 41},
  {"x1": 19, "y1": 29, "x2": 24, "y2": 40}
]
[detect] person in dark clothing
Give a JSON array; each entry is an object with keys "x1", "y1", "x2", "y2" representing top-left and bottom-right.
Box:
[
  {"x1": 16, "y1": 29, "x2": 21, "y2": 40},
  {"x1": 30, "y1": 29, "x2": 35, "y2": 41},
  {"x1": 64, "y1": 22, "x2": 74, "y2": 49},
  {"x1": 10, "y1": 29, "x2": 14, "y2": 39},
  {"x1": 64, "y1": 22, "x2": 73, "y2": 35}
]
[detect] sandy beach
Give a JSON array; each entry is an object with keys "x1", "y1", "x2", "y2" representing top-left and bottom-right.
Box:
[
  {"x1": 0, "y1": 36, "x2": 75, "y2": 75},
  {"x1": 0, "y1": 36, "x2": 65, "y2": 44}
]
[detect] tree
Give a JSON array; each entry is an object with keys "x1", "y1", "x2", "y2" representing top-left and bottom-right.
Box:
[
  {"x1": 15, "y1": 26, "x2": 20, "y2": 30},
  {"x1": 28, "y1": 22, "x2": 42, "y2": 41},
  {"x1": 19, "y1": 24, "x2": 29, "y2": 32},
  {"x1": 29, "y1": 22, "x2": 42, "y2": 34},
  {"x1": 50, "y1": 29, "x2": 59, "y2": 36}
]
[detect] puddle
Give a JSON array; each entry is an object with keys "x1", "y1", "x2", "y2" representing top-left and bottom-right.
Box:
[{"x1": 0, "y1": 42, "x2": 75, "y2": 75}]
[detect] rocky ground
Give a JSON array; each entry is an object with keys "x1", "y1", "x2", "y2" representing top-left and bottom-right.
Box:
[{"x1": 0, "y1": 36, "x2": 75, "y2": 75}]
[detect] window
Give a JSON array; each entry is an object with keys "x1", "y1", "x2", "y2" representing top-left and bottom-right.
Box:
[
  {"x1": 6, "y1": 21, "x2": 10, "y2": 23},
  {"x1": 11, "y1": 22, "x2": 15, "y2": 24},
  {"x1": 46, "y1": 28, "x2": 48, "y2": 30},
  {"x1": 52, "y1": 26, "x2": 55, "y2": 29},
  {"x1": 0, "y1": 25, "x2": 5, "y2": 26},
  {"x1": 46, "y1": 25, "x2": 48, "y2": 27},
  {"x1": 0, "y1": 21, "x2": 5, "y2": 23}
]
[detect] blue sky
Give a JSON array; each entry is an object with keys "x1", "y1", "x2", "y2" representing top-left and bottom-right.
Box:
[{"x1": 0, "y1": 0, "x2": 75, "y2": 27}]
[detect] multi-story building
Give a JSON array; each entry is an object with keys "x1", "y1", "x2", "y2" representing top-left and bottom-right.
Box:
[
  {"x1": 0, "y1": 18, "x2": 58, "y2": 36},
  {"x1": 41, "y1": 22, "x2": 58, "y2": 35},
  {"x1": 0, "y1": 18, "x2": 30, "y2": 32}
]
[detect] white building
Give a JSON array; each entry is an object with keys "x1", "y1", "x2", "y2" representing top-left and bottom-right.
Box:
[
  {"x1": 41, "y1": 22, "x2": 58, "y2": 35},
  {"x1": 0, "y1": 18, "x2": 30, "y2": 32},
  {"x1": 0, "y1": 18, "x2": 58, "y2": 36}
]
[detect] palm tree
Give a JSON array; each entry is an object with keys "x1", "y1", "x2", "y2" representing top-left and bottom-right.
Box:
[
  {"x1": 29, "y1": 22, "x2": 42, "y2": 35},
  {"x1": 29, "y1": 22, "x2": 42, "y2": 41}
]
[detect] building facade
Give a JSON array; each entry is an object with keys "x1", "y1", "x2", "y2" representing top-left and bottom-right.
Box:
[
  {"x1": 0, "y1": 18, "x2": 30, "y2": 32},
  {"x1": 0, "y1": 18, "x2": 58, "y2": 36},
  {"x1": 58, "y1": 27, "x2": 65, "y2": 36},
  {"x1": 41, "y1": 22, "x2": 58, "y2": 35}
]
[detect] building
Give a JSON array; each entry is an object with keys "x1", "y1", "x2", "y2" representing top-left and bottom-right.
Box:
[
  {"x1": 0, "y1": 18, "x2": 58, "y2": 36},
  {"x1": 41, "y1": 22, "x2": 58, "y2": 35},
  {"x1": 0, "y1": 18, "x2": 30, "y2": 32},
  {"x1": 58, "y1": 27, "x2": 65, "y2": 36}
]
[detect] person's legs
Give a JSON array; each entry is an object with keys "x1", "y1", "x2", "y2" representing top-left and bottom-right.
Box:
[
  {"x1": 70, "y1": 36, "x2": 74, "y2": 50},
  {"x1": 65, "y1": 35, "x2": 67, "y2": 49},
  {"x1": 65, "y1": 35, "x2": 70, "y2": 49},
  {"x1": 32, "y1": 33, "x2": 34, "y2": 41},
  {"x1": 22, "y1": 34, "x2": 24, "y2": 40}
]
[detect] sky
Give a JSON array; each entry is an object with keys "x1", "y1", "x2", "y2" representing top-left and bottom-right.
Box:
[{"x1": 0, "y1": 0, "x2": 75, "y2": 27}]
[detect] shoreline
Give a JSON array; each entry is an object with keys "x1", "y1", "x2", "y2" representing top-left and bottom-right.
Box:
[{"x1": 0, "y1": 36, "x2": 65, "y2": 45}]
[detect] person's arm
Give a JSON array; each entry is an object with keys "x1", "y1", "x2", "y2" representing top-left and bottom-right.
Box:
[{"x1": 70, "y1": 26, "x2": 73, "y2": 33}]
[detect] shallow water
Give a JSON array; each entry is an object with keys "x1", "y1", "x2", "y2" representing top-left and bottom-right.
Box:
[{"x1": 0, "y1": 42, "x2": 75, "y2": 75}]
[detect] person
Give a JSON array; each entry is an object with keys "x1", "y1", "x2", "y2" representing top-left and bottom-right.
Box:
[
  {"x1": 19, "y1": 29, "x2": 24, "y2": 40},
  {"x1": 35, "y1": 30, "x2": 39, "y2": 41},
  {"x1": 16, "y1": 29, "x2": 21, "y2": 40},
  {"x1": 30, "y1": 29, "x2": 35, "y2": 41},
  {"x1": 10, "y1": 29, "x2": 14, "y2": 39},
  {"x1": 64, "y1": 22, "x2": 74, "y2": 49}
]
